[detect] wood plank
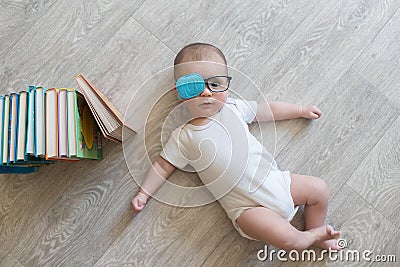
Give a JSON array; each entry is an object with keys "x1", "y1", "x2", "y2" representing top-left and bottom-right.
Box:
[
  {"x1": 94, "y1": 198, "x2": 230, "y2": 266},
  {"x1": 0, "y1": 0, "x2": 144, "y2": 95},
  {"x1": 8, "y1": 141, "x2": 132, "y2": 266},
  {"x1": 382, "y1": 232, "x2": 400, "y2": 265},
  {"x1": 352, "y1": 8, "x2": 400, "y2": 106},
  {"x1": 347, "y1": 116, "x2": 400, "y2": 226},
  {"x1": 0, "y1": 0, "x2": 57, "y2": 58},
  {"x1": 75, "y1": 17, "x2": 175, "y2": 132},
  {"x1": 250, "y1": 0, "x2": 400, "y2": 158},
  {"x1": 0, "y1": 254, "x2": 23, "y2": 267},
  {"x1": 134, "y1": 0, "x2": 400, "y2": 101},
  {"x1": 0, "y1": 140, "x2": 121, "y2": 262},
  {"x1": 133, "y1": 0, "x2": 319, "y2": 74},
  {"x1": 152, "y1": 204, "x2": 238, "y2": 266},
  {"x1": 202, "y1": 227, "x2": 269, "y2": 267},
  {"x1": 256, "y1": 0, "x2": 400, "y2": 100},
  {"x1": 0, "y1": 163, "x2": 78, "y2": 258},
  {"x1": 326, "y1": 185, "x2": 397, "y2": 266},
  {"x1": 274, "y1": 69, "x2": 400, "y2": 198}
]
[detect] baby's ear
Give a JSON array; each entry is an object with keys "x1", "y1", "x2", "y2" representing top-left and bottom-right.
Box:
[{"x1": 173, "y1": 86, "x2": 179, "y2": 98}]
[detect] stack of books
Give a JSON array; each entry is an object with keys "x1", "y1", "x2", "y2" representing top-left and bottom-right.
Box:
[{"x1": 0, "y1": 74, "x2": 134, "y2": 174}]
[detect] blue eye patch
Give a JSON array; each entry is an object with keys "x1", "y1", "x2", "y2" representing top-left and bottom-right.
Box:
[{"x1": 176, "y1": 73, "x2": 205, "y2": 99}]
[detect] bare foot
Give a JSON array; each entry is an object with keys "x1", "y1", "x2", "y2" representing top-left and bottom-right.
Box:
[
  {"x1": 310, "y1": 225, "x2": 341, "y2": 250},
  {"x1": 314, "y1": 239, "x2": 342, "y2": 250},
  {"x1": 326, "y1": 225, "x2": 341, "y2": 239}
]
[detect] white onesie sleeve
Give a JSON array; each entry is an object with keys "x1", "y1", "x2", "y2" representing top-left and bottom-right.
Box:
[
  {"x1": 229, "y1": 98, "x2": 258, "y2": 124},
  {"x1": 160, "y1": 127, "x2": 189, "y2": 169}
]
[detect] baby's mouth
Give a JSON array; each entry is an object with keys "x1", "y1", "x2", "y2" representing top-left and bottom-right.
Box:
[
  {"x1": 199, "y1": 99, "x2": 214, "y2": 106},
  {"x1": 199, "y1": 102, "x2": 213, "y2": 107}
]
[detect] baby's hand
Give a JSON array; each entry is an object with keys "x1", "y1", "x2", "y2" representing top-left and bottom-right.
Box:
[
  {"x1": 301, "y1": 105, "x2": 322, "y2": 119},
  {"x1": 131, "y1": 191, "x2": 149, "y2": 213}
]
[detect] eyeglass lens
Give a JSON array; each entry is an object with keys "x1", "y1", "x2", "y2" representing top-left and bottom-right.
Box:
[{"x1": 205, "y1": 76, "x2": 231, "y2": 92}]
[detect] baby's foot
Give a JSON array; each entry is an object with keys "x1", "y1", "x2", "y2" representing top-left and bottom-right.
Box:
[
  {"x1": 310, "y1": 225, "x2": 341, "y2": 250},
  {"x1": 314, "y1": 239, "x2": 342, "y2": 250}
]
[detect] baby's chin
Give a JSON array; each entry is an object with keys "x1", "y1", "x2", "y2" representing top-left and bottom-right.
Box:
[
  {"x1": 190, "y1": 111, "x2": 217, "y2": 119},
  {"x1": 190, "y1": 106, "x2": 223, "y2": 118}
]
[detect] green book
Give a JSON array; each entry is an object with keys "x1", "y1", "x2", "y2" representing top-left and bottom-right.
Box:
[{"x1": 74, "y1": 90, "x2": 102, "y2": 160}]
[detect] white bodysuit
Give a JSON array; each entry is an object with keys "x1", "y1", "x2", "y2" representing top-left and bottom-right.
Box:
[{"x1": 160, "y1": 98, "x2": 298, "y2": 240}]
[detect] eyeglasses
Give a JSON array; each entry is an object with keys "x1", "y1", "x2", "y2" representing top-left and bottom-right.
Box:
[
  {"x1": 175, "y1": 73, "x2": 233, "y2": 99},
  {"x1": 203, "y1": 75, "x2": 232, "y2": 93}
]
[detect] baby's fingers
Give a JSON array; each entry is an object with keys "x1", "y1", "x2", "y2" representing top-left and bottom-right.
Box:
[
  {"x1": 310, "y1": 111, "x2": 320, "y2": 119},
  {"x1": 312, "y1": 106, "x2": 322, "y2": 117},
  {"x1": 305, "y1": 105, "x2": 322, "y2": 119},
  {"x1": 131, "y1": 197, "x2": 146, "y2": 212}
]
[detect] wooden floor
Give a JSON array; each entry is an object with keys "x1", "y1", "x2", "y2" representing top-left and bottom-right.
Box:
[{"x1": 1, "y1": 0, "x2": 399, "y2": 266}]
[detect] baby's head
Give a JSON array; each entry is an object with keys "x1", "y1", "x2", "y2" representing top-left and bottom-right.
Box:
[
  {"x1": 174, "y1": 43, "x2": 227, "y2": 78},
  {"x1": 173, "y1": 43, "x2": 231, "y2": 118}
]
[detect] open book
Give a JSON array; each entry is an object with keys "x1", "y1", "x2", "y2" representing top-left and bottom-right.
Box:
[{"x1": 75, "y1": 74, "x2": 135, "y2": 143}]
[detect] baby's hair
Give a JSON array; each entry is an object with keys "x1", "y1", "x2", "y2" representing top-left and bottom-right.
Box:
[{"x1": 174, "y1": 43, "x2": 227, "y2": 66}]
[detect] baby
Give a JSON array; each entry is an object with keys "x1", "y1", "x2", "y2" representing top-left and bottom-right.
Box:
[{"x1": 131, "y1": 43, "x2": 341, "y2": 251}]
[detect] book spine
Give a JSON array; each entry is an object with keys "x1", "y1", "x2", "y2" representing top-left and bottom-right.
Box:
[
  {"x1": 16, "y1": 91, "x2": 28, "y2": 161},
  {"x1": 0, "y1": 96, "x2": 4, "y2": 165},
  {"x1": 26, "y1": 86, "x2": 35, "y2": 156},
  {"x1": 45, "y1": 88, "x2": 58, "y2": 159},
  {"x1": 34, "y1": 87, "x2": 46, "y2": 157},
  {"x1": 8, "y1": 93, "x2": 14, "y2": 163},
  {"x1": 74, "y1": 90, "x2": 81, "y2": 158},
  {"x1": 58, "y1": 89, "x2": 68, "y2": 157},
  {"x1": 33, "y1": 87, "x2": 38, "y2": 157},
  {"x1": 14, "y1": 93, "x2": 20, "y2": 163},
  {"x1": 8, "y1": 95, "x2": 11, "y2": 163},
  {"x1": 67, "y1": 89, "x2": 77, "y2": 157},
  {"x1": 2, "y1": 96, "x2": 9, "y2": 164}
]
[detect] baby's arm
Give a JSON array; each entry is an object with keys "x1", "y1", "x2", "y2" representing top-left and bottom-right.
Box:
[
  {"x1": 131, "y1": 156, "x2": 176, "y2": 212},
  {"x1": 254, "y1": 101, "x2": 322, "y2": 122}
]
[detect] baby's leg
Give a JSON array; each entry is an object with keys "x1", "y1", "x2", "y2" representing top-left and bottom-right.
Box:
[
  {"x1": 290, "y1": 173, "x2": 340, "y2": 249},
  {"x1": 236, "y1": 207, "x2": 340, "y2": 251},
  {"x1": 290, "y1": 174, "x2": 329, "y2": 229}
]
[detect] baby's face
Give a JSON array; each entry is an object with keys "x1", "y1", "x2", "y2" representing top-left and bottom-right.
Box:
[{"x1": 174, "y1": 55, "x2": 228, "y2": 119}]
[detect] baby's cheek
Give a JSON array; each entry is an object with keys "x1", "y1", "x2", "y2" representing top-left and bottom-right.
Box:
[{"x1": 217, "y1": 93, "x2": 228, "y2": 105}]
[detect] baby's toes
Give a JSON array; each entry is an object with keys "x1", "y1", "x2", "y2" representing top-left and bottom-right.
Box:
[{"x1": 327, "y1": 225, "x2": 341, "y2": 238}]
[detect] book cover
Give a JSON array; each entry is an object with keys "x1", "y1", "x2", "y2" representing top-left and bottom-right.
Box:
[{"x1": 75, "y1": 91, "x2": 102, "y2": 160}]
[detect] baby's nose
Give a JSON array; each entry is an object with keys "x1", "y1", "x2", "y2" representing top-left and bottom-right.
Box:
[{"x1": 200, "y1": 87, "x2": 212, "y2": 97}]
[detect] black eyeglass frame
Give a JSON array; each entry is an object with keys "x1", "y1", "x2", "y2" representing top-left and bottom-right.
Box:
[{"x1": 203, "y1": 75, "x2": 232, "y2": 93}]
